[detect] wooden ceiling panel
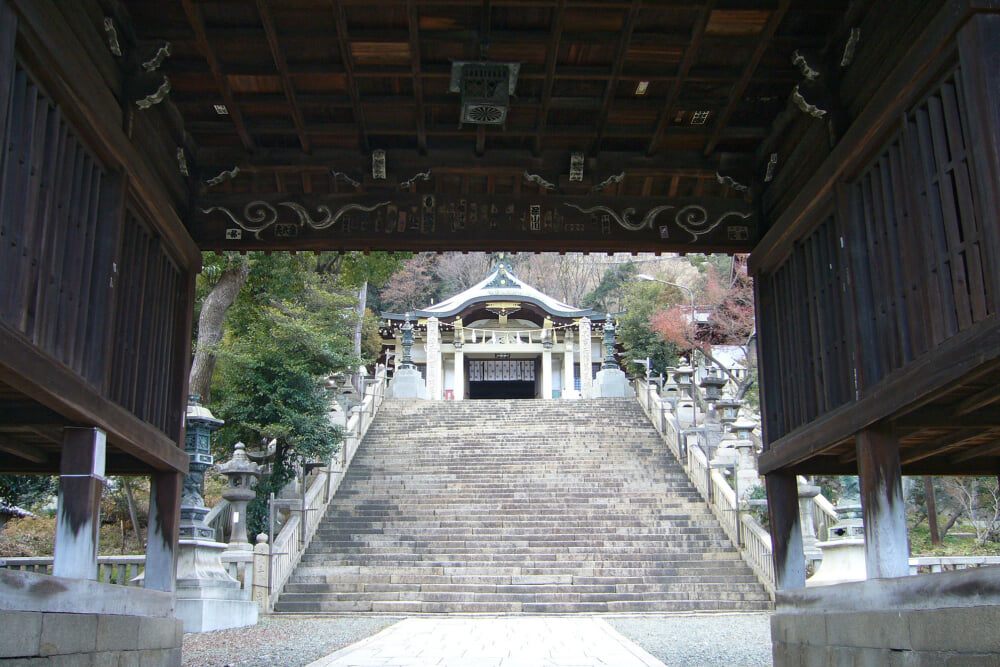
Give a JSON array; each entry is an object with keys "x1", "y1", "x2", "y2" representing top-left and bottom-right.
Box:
[
  {"x1": 705, "y1": 9, "x2": 771, "y2": 36},
  {"x1": 117, "y1": 0, "x2": 862, "y2": 252}
]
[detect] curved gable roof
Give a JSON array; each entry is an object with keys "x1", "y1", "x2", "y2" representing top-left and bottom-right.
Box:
[{"x1": 410, "y1": 263, "x2": 601, "y2": 320}]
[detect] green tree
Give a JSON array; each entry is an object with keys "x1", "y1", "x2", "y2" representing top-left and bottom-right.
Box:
[
  {"x1": 583, "y1": 262, "x2": 637, "y2": 313},
  {"x1": 210, "y1": 254, "x2": 356, "y2": 535},
  {"x1": 0, "y1": 475, "x2": 56, "y2": 511},
  {"x1": 616, "y1": 281, "x2": 681, "y2": 377}
]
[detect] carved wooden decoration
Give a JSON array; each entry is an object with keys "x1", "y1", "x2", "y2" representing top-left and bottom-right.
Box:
[{"x1": 193, "y1": 194, "x2": 755, "y2": 252}]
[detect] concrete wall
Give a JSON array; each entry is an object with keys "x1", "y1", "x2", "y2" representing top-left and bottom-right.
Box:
[{"x1": 772, "y1": 566, "x2": 1000, "y2": 666}]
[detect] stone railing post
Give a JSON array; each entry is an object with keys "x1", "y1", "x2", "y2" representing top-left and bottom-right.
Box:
[{"x1": 252, "y1": 534, "x2": 270, "y2": 611}]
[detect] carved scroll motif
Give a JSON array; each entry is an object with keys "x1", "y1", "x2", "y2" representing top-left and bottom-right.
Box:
[
  {"x1": 201, "y1": 201, "x2": 392, "y2": 239},
  {"x1": 675, "y1": 206, "x2": 752, "y2": 242},
  {"x1": 523, "y1": 171, "x2": 556, "y2": 190},
  {"x1": 562, "y1": 203, "x2": 673, "y2": 232}
]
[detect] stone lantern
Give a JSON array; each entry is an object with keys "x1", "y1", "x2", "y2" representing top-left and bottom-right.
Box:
[
  {"x1": 174, "y1": 397, "x2": 258, "y2": 633},
  {"x1": 387, "y1": 313, "x2": 428, "y2": 398},
  {"x1": 601, "y1": 316, "x2": 618, "y2": 370},
  {"x1": 591, "y1": 316, "x2": 634, "y2": 398},
  {"x1": 180, "y1": 395, "x2": 223, "y2": 540},
  {"x1": 732, "y1": 417, "x2": 756, "y2": 441},
  {"x1": 731, "y1": 417, "x2": 761, "y2": 495},
  {"x1": 716, "y1": 398, "x2": 741, "y2": 428},
  {"x1": 674, "y1": 365, "x2": 694, "y2": 395},
  {"x1": 698, "y1": 366, "x2": 727, "y2": 403},
  {"x1": 217, "y1": 442, "x2": 261, "y2": 552}
]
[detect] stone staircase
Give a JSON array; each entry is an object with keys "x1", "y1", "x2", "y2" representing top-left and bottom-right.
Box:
[{"x1": 274, "y1": 399, "x2": 772, "y2": 614}]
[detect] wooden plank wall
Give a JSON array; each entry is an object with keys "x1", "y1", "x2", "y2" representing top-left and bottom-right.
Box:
[
  {"x1": 0, "y1": 60, "x2": 118, "y2": 388},
  {"x1": 107, "y1": 210, "x2": 185, "y2": 440},
  {"x1": 0, "y1": 17, "x2": 189, "y2": 449},
  {"x1": 756, "y1": 24, "x2": 1000, "y2": 447}
]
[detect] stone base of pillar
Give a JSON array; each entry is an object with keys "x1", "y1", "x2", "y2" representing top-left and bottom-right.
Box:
[
  {"x1": 806, "y1": 538, "x2": 867, "y2": 587},
  {"x1": 386, "y1": 367, "x2": 428, "y2": 399},
  {"x1": 174, "y1": 539, "x2": 258, "y2": 633},
  {"x1": 589, "y1": 368, "x2": 635, "y2": 398}
]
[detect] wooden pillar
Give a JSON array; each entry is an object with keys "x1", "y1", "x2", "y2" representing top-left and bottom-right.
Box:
[
  {"x1": 857, "y1": 425, "x2": 909, "y2": 579},
  {"x1": 564, "y1": 339, "x2": 575, "y2": 396},
  {"x1": 144, "y1": 470, "x2": 182, "y2": 592},
  {"x1": 765, "y1": 471, "x2": 806, "y2": 590},
  {"x1": 579, "y1": 318, "x2": 593, "y2": 398},
  {"x1": 53, "y1": 428, "x2": 106, "y2": 580},
  {"x1": 453, "y1": 347, "x2": 465, "y2": 400},
  {"x1": 541, "y1": 344, "x2": 553, "y2": 399},
  {"x1": 426, "y1": 317, "x2": 441, "y2": 400}
]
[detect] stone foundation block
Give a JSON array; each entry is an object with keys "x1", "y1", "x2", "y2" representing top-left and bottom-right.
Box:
[
  {"x1": 0, "y1": 611, "x2": 42, "y2": 658},
  {"x1": 96, "y1": 615, "x2": 140, "y2": 652},
  {"x1": 39, "y1": 613, "x2": 98, "y2": 656},
  {"x1": 907, "y1": 606, "x2": 1000, "y2": 653}
]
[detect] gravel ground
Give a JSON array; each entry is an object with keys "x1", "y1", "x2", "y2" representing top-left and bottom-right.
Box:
[
  {"x1": 182, "y1": 613, "x2": 772, "y2": 666},
  {"x1": 182, "y1": 616, "x2": 402, "y2": 667},
  {"x1": 608, "y1": 613, "x2": 773, "y2": 667}
]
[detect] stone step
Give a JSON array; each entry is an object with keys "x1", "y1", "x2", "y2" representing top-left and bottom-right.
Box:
[{"x1": 273, "y1": 398, "x2": 771, "y2": 615}]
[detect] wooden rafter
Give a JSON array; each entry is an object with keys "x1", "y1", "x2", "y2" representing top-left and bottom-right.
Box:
[
  {"x1": 179, "y1": 0, "x2": 253, "y2": 151},
  {"x1": 591, "y1": 0, "x2": 642, "y2": 154},
  {"x1": 533, "y1": 0, "x2": 566, "y2": 156},
  {"x1": 330, "y1": 0, "x2": 369, "y2": 153},
  {"x1": 406, "y1": 0, "x2": 427, "y2": 153},
  {"x1": 256, "y1": 0, "x2": 311, "y2": 153},
  {"x1": 646, "y1": 0, "x2": 717, "y2": 156},
  {"x1": 703, "y1": 0, "x2": 792, "y2": 156}
]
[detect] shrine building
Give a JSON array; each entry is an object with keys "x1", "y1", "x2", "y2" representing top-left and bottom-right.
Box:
[{"x1": 380, "y1": 262, "x2": 608, "y2": 400}]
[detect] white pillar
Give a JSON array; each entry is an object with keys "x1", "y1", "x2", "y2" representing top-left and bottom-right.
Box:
[
  {"x1": 426, "y1": 317, "x2": 441, "y2": 400},
  {"x1": 454, "y1": 347, "x2": 465, "y2": 400},
  {"x1": 564, "y1": 339, "x2": 575, "y2": 397},
  {"x1": 53, "y1": 427, "x2": 106, "y2": 580},
  {"x1": 541, "y1": 343, "x2": 553, "y2": 399},
  {"x1": 579, "y1": 317, "x2": 593, "y2": 398}
]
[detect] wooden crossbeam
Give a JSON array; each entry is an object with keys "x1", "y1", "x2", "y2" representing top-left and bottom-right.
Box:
[
  {"x1": 179, "y1": 0, "x2": 253, "y2": 151},
  {"x1": 533, "y1": 0, "x2": 566, "y2": 156},
  {"x1": 592, "y1": 0, "x2": 642, "y2": 154},
  {"x1": 330, "y1": 0, "x2": 369, "y2": 153},
  {"x1": 406, "y1": 0, "x2": 427, "y2": 153},
  {"x1": 703, "y1": 0, "x2": 791, "y2": 157},
  {"x1": 256, "y1": 0, "x2": 311, "y2": 153},
  {"x1": 646, "y1": 0, "x2": 717, "y2": 156}
]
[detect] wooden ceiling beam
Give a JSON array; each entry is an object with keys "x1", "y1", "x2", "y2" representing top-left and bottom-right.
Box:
[
  {"x1": 955, "y1": 383, "x2": 1000, "y2": 416},
  {"x1": 0, "y1": 434, "x2": 49, "y2": 464},
  {"x1": 179, "y1": 0, "x2": 254, "y2": 151},
  {"x1": 194, "y1": 147, "x2": 723, "y2": 175},
  {"x1": 256, "y1": 0, "x2": 311, "y2": 153},
  {"x1": 899, "y1": 428, "x2": 986, "y2": 466},
  {"x1": 950, "y1": 438, "x2": 1000, "y2": 465},
  {"x1": 330, "y1": 0, "x2": 369, "y2": 153},
  {"x1": 646, "y1": 0, "x2": 716, "y2": 156},
  {"x1": 533, "y1": 0, "x2": 566, "y2": 156},
  {"x1": 703, "y1": 0, "x2": 791, "y2": 157},
  {"x1": 591, "y1": 0, "x2": 642, "y2": 155},
  {"x1": 406, "y1": 0, "x2": 428, "y2": 153}
]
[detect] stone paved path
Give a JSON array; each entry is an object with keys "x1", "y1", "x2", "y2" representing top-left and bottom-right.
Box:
[{"x1": 305, "y1": 617, "x2": 667, "y2": 667}]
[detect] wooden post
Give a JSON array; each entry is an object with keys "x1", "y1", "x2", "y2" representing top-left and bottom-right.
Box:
[
  {"x1": 765, "y1": 471, "x2": 806, "y2": 590},
  {"x1": 144, "y1": 471, "x2": 182, "y2": 592},
  {"x1": 857, "y1": 425, "x2": 909, "y2": 579},
  {"x1": 53, "y1": 428, "x2": 106, "y2": 580}
]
